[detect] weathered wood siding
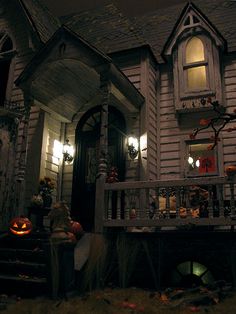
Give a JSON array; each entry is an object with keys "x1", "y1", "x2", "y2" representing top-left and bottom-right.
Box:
[
  {"x1": 222, "y1": 55, "x2": 236, "y2": 165},
  {"x1": 145, "y1": 56, "x2": 158, "y2": 181},
  {"x1": 43, "y1": 112, "x2": 62, "y2": 202},
  {"x1": 113, "y1": 51, "x2": 142, "y2": 181},
  {"x1": 0, "y1": 0, "x2": 42, "y2": 218},
  {"x1": 24, "y1": 107, "x2": 44, "y2": 206},
  {"x1": 222, "y1": 55, "x2": 236, "y2": 198},
  {"x1": 62, "y1": 121, "x2": 77, "y2": 207},
  {"x1": 159, "y1": 66, "x2": 181, "y2": 180},
  {"x1": 158, "y1": 54, "x2": 236, "y2": 188},
  {"x1": 114, "y1": 48, "x2": 158, "y2": 181}
]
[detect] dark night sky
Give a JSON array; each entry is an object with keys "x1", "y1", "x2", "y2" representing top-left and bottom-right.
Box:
[{"x1": 41, "y1": 0, "x2": 186, "y2": 17}]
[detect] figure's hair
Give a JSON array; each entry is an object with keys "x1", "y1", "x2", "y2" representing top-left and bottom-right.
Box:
[{"x1": 53, "y1": 201, "x2": 69, "y2": 211}]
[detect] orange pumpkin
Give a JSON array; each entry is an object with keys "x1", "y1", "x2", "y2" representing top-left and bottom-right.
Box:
[
  {"x1": 225, "y1": 165, "x2": 236, "y2": 176},
  {"x1": 70, "y1": 221, "x2": 83, "y2": 235},
  {"x1": 9, "y1": 216, "x2": 32, "y2": 236}
]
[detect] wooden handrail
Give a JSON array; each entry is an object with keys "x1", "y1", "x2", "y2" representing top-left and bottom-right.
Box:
[
  {"x1": 104, "y1": 176, "x2": 235, "y2": 191},
  {"x1": 100, "y1": 175, "x2": 236, "y2": 230}
]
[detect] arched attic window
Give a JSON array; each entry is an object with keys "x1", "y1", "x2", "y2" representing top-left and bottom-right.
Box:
[
  {"x1": 174, "y1": 30, "x2": 222, "y2": 109},
  {"x1": 0, "y1": 33, "x2": 14, "y2": 106},
  {"x1": 165, "y1": 6, "x2": 225, "y2": 112},
  {"x1": 185, "y1": 36, "x2": 207, "y2": 90}
]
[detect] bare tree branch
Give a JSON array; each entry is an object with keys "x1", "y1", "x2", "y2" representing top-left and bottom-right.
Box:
[{"x1": 190, "y1": 99, "x2": 236, "y2": 149}]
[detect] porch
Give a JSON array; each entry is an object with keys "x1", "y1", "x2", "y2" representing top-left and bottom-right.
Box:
[{"x1": 95, "y1": 175, "x2": 236, "y2": 232}]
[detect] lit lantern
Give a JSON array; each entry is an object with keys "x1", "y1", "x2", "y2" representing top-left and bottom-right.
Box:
[
  {"x1": 63, "y1": 139, "x2": 74, "y2": 163},
  {"x1": 127, "y1": 136, "x2": 139, "y2": 159},
  {"x1": 9, "y1": 216, "x2": 32, "y2": 236}
]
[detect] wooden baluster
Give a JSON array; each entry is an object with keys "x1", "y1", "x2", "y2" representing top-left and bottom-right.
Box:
[
  {"x1": 104, "y1": 190, "x2": 108, "y2": 219},
  {"x1": 185, "y1": 186, "x2": 191, "y2": 218},
  {"x1": 165, "y1": 188, "x2": 170, "y2": 219},
  {"x1": 125, "y1": 190, "x2": 130, "y2": 220},
  {"x1": 136, "y1": 189, "x2": 140, "y2": 219},
  {"x1": 208, "y1": 185, "x2": 213, "y2": 218},
  {"x1": 155, "y1": 187, "x2": 160, "y2": 219},
  {"x1": 107, "y1": 190, "x2": 112, "y2": 220},
  {"x1": 217, "y1": 184, "x2": 224, "y2": 218},
  {"x1": 175, "y1": 187, "x2": 181, "y2": 219},
  {"x1": 230, "y1": 183, "x2": 235, "y2": 216},
  {"x1": 146, "y1": 188, "x2": 150, "y2": 219},
  {"x1": 117, "y1": 190, "x2": 121, "y2": 220}
]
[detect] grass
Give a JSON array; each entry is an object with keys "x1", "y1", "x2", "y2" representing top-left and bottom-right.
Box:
[{"x1": 2, "y1": 287, "x2": 236, "y2": 314}]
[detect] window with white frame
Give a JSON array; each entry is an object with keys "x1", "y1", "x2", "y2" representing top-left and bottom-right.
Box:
[
  {"x1": 185, "y1": 36, "x2": 207, "y2": 90},
  {"x1": 186, "y1": 140, "x2": 218, "y2": 177},
  {"x1": 164, "y1": 5, "x2": 225, "y2": 111},
  {"x1": 178, "y1": 34, "x2": 214, "y2": 100}
]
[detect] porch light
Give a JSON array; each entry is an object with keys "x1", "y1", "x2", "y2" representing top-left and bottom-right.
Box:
[
  {"x1": 128, "y1": 136, "x2": 139, "y2": 159},
  {"x1": 63, "y1": 139, "x2": 74, "y2": 163}
]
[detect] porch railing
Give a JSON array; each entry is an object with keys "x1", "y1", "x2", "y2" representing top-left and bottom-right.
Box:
[
  {"x1": 95, "y1": 176, "x2": 236, "y2": 232},
  {"x1": 0, "y1": 100, "x2": 24, "y2": 115}
]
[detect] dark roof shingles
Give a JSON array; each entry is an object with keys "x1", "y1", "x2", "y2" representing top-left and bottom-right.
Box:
[
  {"x1": 20, "y1": 0, "x2": 60, "y2": 43},
  {"x1": 61, "y1": 0, "x2": 236, "y2": 63},
  {"x1": 61, "y1": 4, "x2": 147, "y2": 55}
]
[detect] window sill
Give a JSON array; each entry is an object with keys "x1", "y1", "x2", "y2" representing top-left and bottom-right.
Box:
[{"x1": 180, "y1": 90, "x2": 215, "y2": 100}]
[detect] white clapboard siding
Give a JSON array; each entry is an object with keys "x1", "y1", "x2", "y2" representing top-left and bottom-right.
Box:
[
  {"x1": 147, "y1": 57, "x2": 158, "y2": 181},
  {"x1": 1, "y1": 3, "x2": 44, "y2": 210},
  {"x1": 60, "y1": 121, "x2": 77, "y2": 206},
  {"x1": 223, "y1": 56, "x2": 236, "y2": 178},
  {"x1": 158, "y1": 67, "x2": 185, "y2": 179},
  {"x1": 44, "y1": 113, "x2": 62, "y2": 201},
  {"x1": 24, "y1": 107, "x2": 42, "y2": 205},
  {"x1": 118, "y1": 55, "x2": 142, "y2": 181}
]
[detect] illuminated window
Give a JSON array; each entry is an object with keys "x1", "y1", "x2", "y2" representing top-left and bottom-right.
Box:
[
  {"x1": 185, "y1": 37, "x2": 207, "y2": 90},
  {"x1": 186, "y1": 37, "x2": 204, "y2": 63},
  {"x1": 186, "y1": 141, "x2": 218, "y2": 177},
  {"x1": 164, "y1": 7, "x2": 224, "y2": 111}
]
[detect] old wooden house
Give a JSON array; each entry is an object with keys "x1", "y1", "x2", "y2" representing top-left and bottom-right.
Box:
[{"x1": 1, "y1": 0, "x2": 236, "y2": 291}]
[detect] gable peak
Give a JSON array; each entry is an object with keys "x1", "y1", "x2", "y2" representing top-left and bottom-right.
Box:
[{"x1": 163, "y1": 1, "x2": 225, "y2": 57}]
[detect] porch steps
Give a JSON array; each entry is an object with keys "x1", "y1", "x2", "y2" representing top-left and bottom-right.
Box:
[{"x1": 0, "y1": 232, "x2": 51, "y2": 297}]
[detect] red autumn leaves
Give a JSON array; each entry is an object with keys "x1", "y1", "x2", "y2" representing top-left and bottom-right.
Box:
[{"x1": 189, "y1": 99, "x2": 236, "y2": 149}]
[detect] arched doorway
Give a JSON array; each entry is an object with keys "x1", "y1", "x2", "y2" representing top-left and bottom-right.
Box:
[{"x1": 71, "y1": 106, "x2": 126, "y2": 231}]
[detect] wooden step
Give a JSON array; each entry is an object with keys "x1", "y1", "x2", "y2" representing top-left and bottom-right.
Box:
[
  {"x1": 0, "y1": 248, "x2": 46, "y2": 263},
  {"x1": 0, "y1": 274, "x2": 47, "y2": 284},
  {"x1": 0, "y1": 260, "x2": 45, "y2": 267},
  {"x1": 0, "y1": 260, "x2": 47, "y2": 276}
]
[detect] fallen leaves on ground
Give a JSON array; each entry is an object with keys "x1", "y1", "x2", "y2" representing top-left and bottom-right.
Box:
[{"x1": 1, "y1": 286, "x2": 236, "y2": 314}]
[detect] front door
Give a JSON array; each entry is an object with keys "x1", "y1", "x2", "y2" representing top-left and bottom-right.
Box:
[{"x1": 71, "y1": 106, "x2": 126, "y2": 231}]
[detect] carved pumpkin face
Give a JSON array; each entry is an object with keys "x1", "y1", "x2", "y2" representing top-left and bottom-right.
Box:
[{"x1": 9, "y1": 217, "x2": 32, "y2": 236}]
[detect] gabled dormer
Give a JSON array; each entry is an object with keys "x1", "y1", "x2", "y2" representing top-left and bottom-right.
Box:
[{"x1": 163, "y1": 2, "x2": 226, "y2": 113}]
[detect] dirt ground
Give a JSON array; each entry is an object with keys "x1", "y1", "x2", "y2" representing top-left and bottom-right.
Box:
[{"x1": 1, "y1": 287, "x2": 236, "y2": 314}]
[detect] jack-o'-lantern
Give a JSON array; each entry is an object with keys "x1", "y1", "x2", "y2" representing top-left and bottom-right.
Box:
[{"x1": 9, "y1": 216, "x2": 32, "y2": 236}]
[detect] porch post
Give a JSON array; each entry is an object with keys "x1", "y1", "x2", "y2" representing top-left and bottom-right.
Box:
[
  {"x1": 95, "y1": 72, "x2": 110, "y2": 233},
  {"x1": 16, "y1": 93, "x2": 32, "y2": 216}
]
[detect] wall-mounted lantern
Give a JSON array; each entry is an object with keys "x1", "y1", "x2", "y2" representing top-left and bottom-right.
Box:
[
  {"x1": 63, "y1": 139, "x2": 74, "y2": 163},
  {"x1": 127, "y1": 136, "x2": 139, "y2": 160}
]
